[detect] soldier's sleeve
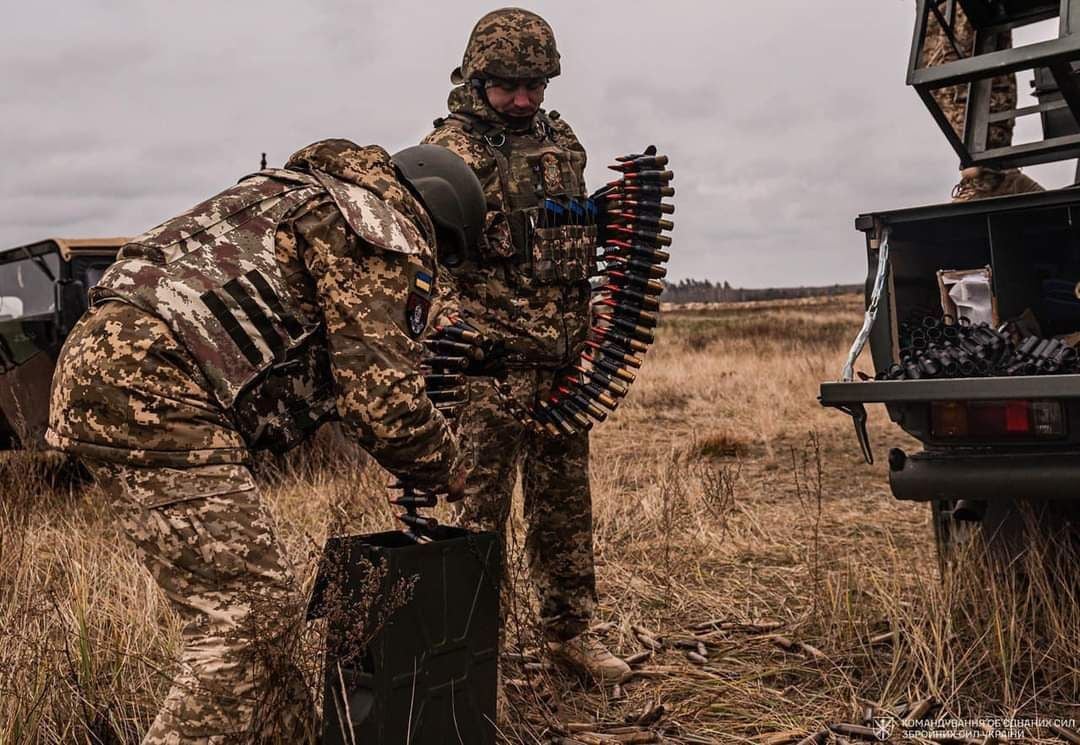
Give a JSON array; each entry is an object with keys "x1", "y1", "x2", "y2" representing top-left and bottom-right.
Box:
[
  {"x1": 549, "y1": 114, "x2": 587, "y2": 171},
  {"x1": 422, "y1": 125, "x2": 516, "y2": 257},
  {"x1": 294, "y1": 200, "x2": 460, "y2": 490}
]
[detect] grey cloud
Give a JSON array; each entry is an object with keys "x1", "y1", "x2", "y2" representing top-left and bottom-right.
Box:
[{"x1": 0, "y1": 0, "x2": 1058, "y2": 286}]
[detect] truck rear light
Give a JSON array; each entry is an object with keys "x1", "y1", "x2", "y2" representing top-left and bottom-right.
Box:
[
  {"x1": 931, "y1": 400, "x2": 1066, "y2": 440},
  {"x1": 932, "y1": 401, "x2": 968, "y2": 437},
  {"x1": 1031, "y1": 401, "x2": 1065, "y2": 436}
]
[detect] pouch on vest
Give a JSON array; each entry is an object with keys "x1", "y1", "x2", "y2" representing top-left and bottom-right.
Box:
[{"x1": 502, "y1": 147, "x2": 595, "y2": 286}]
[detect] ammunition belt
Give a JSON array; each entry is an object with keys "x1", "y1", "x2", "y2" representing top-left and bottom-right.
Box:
[{"x1": 494, "y1": 147, "x2": 675, "y2": 437}]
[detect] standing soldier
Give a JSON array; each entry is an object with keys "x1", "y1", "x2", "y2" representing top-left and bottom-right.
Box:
[
  {"x1": 921, "y1": 4, "x2": 1044, "y2": 200},
  {"x1": 423, "y1": 8, "x2": 630, "y2": 684},
  {"x1": 46, "y1": 139, "x2": 485, "y2": 743}
]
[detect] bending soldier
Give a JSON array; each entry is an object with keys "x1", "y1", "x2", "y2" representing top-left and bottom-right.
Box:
[
  {"x1": 921, "y1": 4, "x2": 1044, "y2": 200},
  {"x1": 46, "y1": 139, "x2": 485, "y2": 743},
  {"x1": 423, "y1": 8, "x2": 631, "y2": 684}
]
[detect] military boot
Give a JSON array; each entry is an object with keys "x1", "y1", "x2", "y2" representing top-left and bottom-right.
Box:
[
  {"x1": 547, "y1": 634, "x2": 630, "y2": 684},
  {"x1": 951, "y1": 166, "x2": 1044, "y2": 202}
]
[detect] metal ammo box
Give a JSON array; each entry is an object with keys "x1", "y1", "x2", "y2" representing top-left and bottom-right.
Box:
[{"x1": 309, "y1": 526, "x2": 500, "y2": 745}]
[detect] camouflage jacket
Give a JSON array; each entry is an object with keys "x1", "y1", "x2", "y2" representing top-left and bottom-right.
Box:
[
  {"x1": 90, "y1": 140, "x2": 459, "y2": 489},
  {"x1": 423, "y1": 86, "x2": 593, "y2": 369}
]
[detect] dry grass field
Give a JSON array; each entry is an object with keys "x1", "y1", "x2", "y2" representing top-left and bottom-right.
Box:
[{"x1": 3, "y1": 293, "x2": 1079, "y2": 744}]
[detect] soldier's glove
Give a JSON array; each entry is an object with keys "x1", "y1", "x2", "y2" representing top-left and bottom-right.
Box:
[{"x1": 589, "y1": 184, "x2": 617, "y2": 248}]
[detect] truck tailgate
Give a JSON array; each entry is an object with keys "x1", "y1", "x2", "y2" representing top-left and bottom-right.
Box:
[{"x1": 820, "y1": 374, "x2": 1080, "y2": 405}]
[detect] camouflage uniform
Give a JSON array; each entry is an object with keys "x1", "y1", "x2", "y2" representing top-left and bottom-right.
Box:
[
  {"x1": 423, "y1": 9, "x2": 598, "y2": 641},
  {"x1": 922, "y1": 4, "x2": 1044, "y2": 200},
  {"x1": 47, "y1": 140, "x2": 461, "y2": 743}
]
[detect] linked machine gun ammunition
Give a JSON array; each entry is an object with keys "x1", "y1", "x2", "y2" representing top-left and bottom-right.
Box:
[{"x1": 489, "y1": 146, "x2": 675, "y2": 436}]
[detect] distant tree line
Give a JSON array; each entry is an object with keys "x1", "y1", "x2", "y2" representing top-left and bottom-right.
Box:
[{"x1": 659, "y1": 278, "x2": 862, "y2": 304}]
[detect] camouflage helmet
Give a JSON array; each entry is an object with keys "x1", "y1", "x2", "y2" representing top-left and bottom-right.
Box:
[{"x1": 450, "y1": 7, "x2": 561, "y2": 85}]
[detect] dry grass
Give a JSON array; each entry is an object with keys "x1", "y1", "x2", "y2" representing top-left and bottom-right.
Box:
[{"x1": 3, "y1": 293, "x2": 1079, "y2": 744}]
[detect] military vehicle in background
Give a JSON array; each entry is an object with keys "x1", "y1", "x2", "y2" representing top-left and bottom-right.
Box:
[
  {"x1": 0, "y1": 237, "x2": 123, "y2": 449},
  {"x1": 822, "y1": 0, "x2": 1080, "y2": 560}
]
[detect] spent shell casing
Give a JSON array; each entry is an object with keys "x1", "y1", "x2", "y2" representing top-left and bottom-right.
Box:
[
  {"x1": 592, "y1": 326, "x2": 650, "y2": 353},
  {"x1": 612, "y1": 225, "x2": 673, "y2": 247},
  {"x1": 1016, "y1": 336, "x2": 1039, "y2": 356},
  {"x1": 586, "y1": 340, "x2": 644, "y2": 368},
  {"x1": 588, "y1": 354, "x2": 637, "y2": 383},
  {"x1": 559, "y1": 386, "x2": 608, "y2": 421}
]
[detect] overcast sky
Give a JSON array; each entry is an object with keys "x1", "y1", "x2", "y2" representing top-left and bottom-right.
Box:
[{"x1": 1, "y1": 1, "x2": 1074, "y2": 287}]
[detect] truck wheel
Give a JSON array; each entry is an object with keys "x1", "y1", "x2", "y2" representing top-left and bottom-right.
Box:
[
  {"x1": 979, "y1": 498, "x2": 1080, "y2": 568},
  {"x1": 931, "y1": 499, "x2": 978, "y2": 568}
]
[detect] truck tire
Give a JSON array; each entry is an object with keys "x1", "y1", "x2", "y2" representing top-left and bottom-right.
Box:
[
  {"x1": 931, "y1": 499, "x2": 978, "y2": 568},
  {"x1": 979, "y1": 498, "x2": 1080, "y2": 567},
  {"x1": 934, "y1": 498, "x2": 1080, "y2": 571}
]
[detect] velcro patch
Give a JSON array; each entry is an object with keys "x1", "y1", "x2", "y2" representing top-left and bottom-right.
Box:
[
  {"x1": 406, "y1": 292, "x2": 430, "y2": 339},
  {"x1": 414, "y1": 270, "x2": 433, "y2": 296}
]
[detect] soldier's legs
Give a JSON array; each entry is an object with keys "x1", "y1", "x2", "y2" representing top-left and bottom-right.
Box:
[
  {"x1": 93, "y1": 462, "x2": 314, "y2": 745},
  {"x1": 453, "y1": 376, "x2": 527, "y2": 537},
  {"x1": 521, "y1": 425, "x2": 597, "y2": 641}
]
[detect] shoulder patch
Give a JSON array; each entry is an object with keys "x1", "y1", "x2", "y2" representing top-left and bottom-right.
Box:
[
  {"x1": 313, "y1": 172, "x2": 426, "y2": 256},
  {"x1": 405, "y1": 268, "x2": 433, "y2": 338},
  {"x1": 406, "y1": 292, "x2": 430, "y2": 339}
]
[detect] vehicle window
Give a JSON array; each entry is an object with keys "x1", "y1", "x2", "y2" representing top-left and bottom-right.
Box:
[
  {"x1": 85, "y1": 266, "x2": 107, "y2": 289},
  {"x1": 0, "y1": 253, "x2": 59, "y2": 319}
]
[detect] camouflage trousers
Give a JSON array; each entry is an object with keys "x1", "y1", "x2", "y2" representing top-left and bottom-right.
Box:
[
  {"x1": 47, "y1": 303, "x2": 314, "y2": 743},
  {"x1": 454, "y1": 369, "x2": 596, "y2": 641},
  {"x1": 91, "y1": 462, "x2": 314, "y2": 744},
  {"x1": 923, "y1": 4, "x2": 1017, "y2": 150}
]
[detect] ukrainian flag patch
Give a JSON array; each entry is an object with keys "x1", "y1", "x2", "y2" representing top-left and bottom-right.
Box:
[{"x1": 414, "y1": 271, "x2": 433, "y2": 296}]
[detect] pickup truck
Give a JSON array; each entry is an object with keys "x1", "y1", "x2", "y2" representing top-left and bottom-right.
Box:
[
  {"x1": 821, "y1": 191, "x2": 1080, "y2": 558},
  {"x1": 0, "y1": 237, "x2": 124, "y2": 449}
]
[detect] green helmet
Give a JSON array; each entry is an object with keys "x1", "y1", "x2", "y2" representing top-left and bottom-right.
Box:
[
  {"x1": 391, "y1": 145, "x2": 486, "y2": 265},
  {"x1": 450, "y1": 7, "x2": 561, "y2": 85}
]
